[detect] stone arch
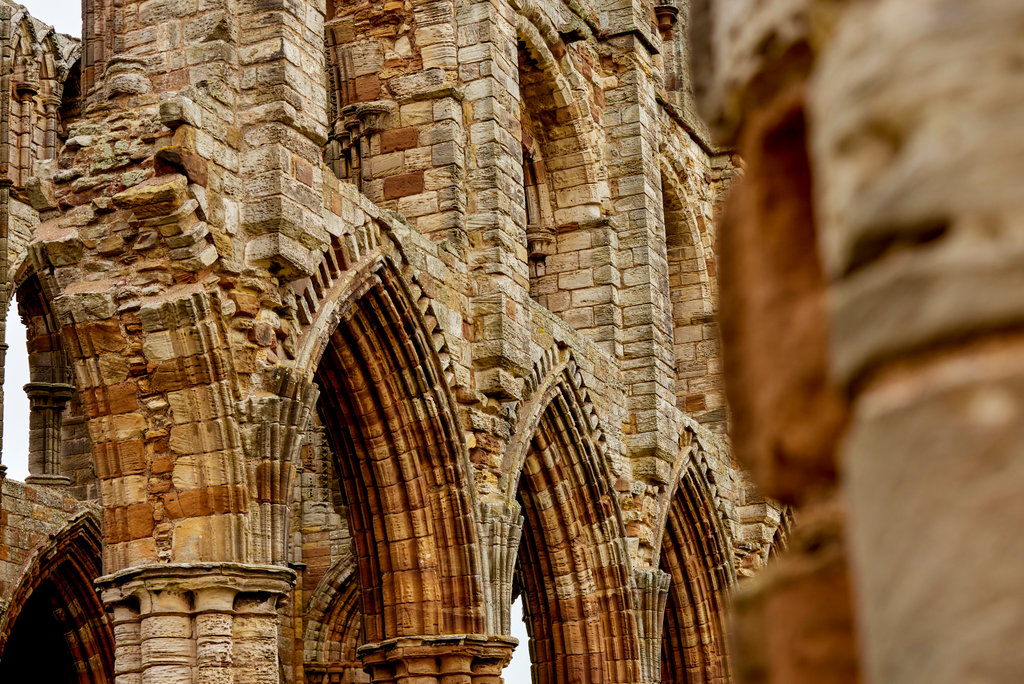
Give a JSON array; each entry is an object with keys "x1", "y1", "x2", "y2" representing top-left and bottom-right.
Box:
[
  {"x1": 4, "y1": 264, "x2": 94, "y2": 492},
  {"x1": 502, "y1": 352, "x2": 641, "y2": 683},
  {"x1": 303, "y1": 560, "x2": 368, "y2": 684},
  {"x1": 15, "y1": 269, "x2": 69, "y2": 384},
  {"x1": 0, "y1": 511, "x2": 114, "y2": 682},
  {"x1": 515, "y1": 13, "x2": 608, "y2": 308},
  {"x1": 311, "y1": 256, "x2": 484, "y2": 645},
  {"x1": 653, "y1": 432, "x2": 735, "y2": 684},
  {"x1": 3, "y1": 11, "x2": 79, "y2": 186},
  {"x1": 658, "y1": 155, "x2": 726, "y2": 431}
]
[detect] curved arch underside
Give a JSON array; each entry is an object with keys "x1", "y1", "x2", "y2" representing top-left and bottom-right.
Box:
[
  {"x1": 659, "y1": 471, "x2": 732, "y2": 683},
  {"x1": 515, "y1": 379, "x2": 640, "y2": 683},
  {"x1": 0, "y1": 515, "x2": 114, "y2": 683},
  {"x1": 313, "y1": 265, "x2": 483, "y2": 644},
  {"x1": 305, "y1": 566, "x2": 367, "y2": 683}
]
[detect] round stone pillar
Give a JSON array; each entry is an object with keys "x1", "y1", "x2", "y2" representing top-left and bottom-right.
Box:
[
  {"x1": 358, "y1": 636, "x2": 516, "y2": 684},
  {"x1": 97, "y1": 563, "x2": 295, "y2": 683}
]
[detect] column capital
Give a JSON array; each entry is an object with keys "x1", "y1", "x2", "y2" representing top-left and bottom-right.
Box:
[
  {"x1": 359, "y1": 634, "x2": 518, "y2": 682},
  {"x1": 96, "y1": 562, "x2": 297, "y2": 610},
  {"x1": 23, "y1": 381, "x2": 75, "y2": 404},
  {"x1": 96, "y1": 563, "x2": 297, "y2": 681}
]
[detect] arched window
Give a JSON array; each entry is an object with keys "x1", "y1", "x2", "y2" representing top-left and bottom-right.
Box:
[
  {"x1": 662, "y1": 170, "x2": 726, "y2": 431},
  {"x1": 515, "y1": 31, "x2": 607, "y2": 337}
]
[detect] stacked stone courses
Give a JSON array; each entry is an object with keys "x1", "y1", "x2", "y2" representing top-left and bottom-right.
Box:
[{"x1": 0, "y1": 0, "x2": 789, "y2": 683}]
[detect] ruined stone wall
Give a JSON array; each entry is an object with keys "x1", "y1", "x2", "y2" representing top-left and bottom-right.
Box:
[
  {"x1": 0, "y1": 476, "x2": 95, "y2": 603},
  {"x1": 0, "y1": 0, "x2": 790, "y2": 682}
]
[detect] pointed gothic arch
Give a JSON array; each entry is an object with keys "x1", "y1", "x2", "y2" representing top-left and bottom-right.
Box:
[
  {"x1": 659, "y1": 156, "x2": 726, "y2": 431},
  {"x1": 503, "y1": 355, "x2": 641, "y2": 683},
  {"x1": 304, "y1": 560, "x2": 368, "y2": 684},
  {"x1": 0, "y1": 512, "x2": 114, "y2": 683},
  {"x1": 515, "y1": 15, "x2": 608, "y2": 306},
  {"x1": 654, "y1": 433, "x2": 735, "y2": 683},
  {"x1": 312, "y1": 258, "x2": 484, "y2": 645},
  {"x1": 3, "y1": 265, "x2": 94, "y2": 492}
]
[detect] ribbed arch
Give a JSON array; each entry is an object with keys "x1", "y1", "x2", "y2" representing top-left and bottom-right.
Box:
[
  {"x1": 657, "y1": 465, "x2": 733, "y2": 683},
  {"x1": 313, "y1": 261, "x2": 483, "y2": 645},
  {"x1": 510, "y1": 374, "x2": 640, "y2": 683},
  {"x1": 304, "y1": 561, "x2": 367, "y2": 682},
  {"x1": 16, "y1": 270, "x2": 70, "y2": 384},
  {"x1": 0, "y1": 513, "x2": 114, "y2": 683}
]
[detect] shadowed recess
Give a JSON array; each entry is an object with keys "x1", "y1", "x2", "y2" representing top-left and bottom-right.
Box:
[
  {"x1": 0, "y1": 513, "x2": 114, "y2": 683},
  {"x1": 314, "y1": 264, "x2": 483, "y2": 644}
]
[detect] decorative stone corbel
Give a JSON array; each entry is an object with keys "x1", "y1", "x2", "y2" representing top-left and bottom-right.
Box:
[
  {"x1": 655, "y1": 3, "x2": 680, "y2": 39},
  {"x1": 478, "y1": 501, "x2": 524, "y2": 635},
  {"x1": 634, "y1": 567, "x2": 672, "y2": 683}
]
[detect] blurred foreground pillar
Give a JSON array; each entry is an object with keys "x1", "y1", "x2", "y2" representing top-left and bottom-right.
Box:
[
  {"x1": 695, "y1": 0, "x2": 1024, "y2": 682},
  {"x1": 810, "y1": 2, "x2": 1024, "y2": 682}
]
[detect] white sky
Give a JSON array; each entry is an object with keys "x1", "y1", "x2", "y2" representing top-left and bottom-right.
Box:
[
  {"x1": 3, "y1": 304, "x2": 30, "y2": 481},
  {"x1": 508, "y1": 596, "x2": 531, "y2": 681},
  {"x1": 4, "y1": 2, "x2": 536, "y2": 679},
  {"x1": 18, "y1": 0, "x2": 81, "y2": 37}
]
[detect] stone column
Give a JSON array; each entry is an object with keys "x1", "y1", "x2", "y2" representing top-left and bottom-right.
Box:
[
  {"x1": 359, "y1": 636, "x2": 516, "y2": 684},
  {"x1": 23, "y1": 380, "x2": 74, "y2": 486},
  {"x1": 97, "y1": 563, "x2": 296, "y2": 684},
  {"x1": 809, "y1": 2, "x2": 1024, "y2": 682},
  {"x1": 634, "y1": 568, "x2": 671, "y2": 684},
  {"x1": 42, "y1": 94, "x2": 60, "y2": 159}
]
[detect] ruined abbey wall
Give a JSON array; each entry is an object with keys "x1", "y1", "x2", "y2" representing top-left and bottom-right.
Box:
[
  {"x1": 0, "y1": 0, "x2": 785, "y2": 682},
  {"x1": 2, "y1": 0, "x2": 1015, "y2": 682}
]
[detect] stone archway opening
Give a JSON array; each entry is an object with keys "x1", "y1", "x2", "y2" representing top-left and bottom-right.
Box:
[
  {"x1": 507, "y1": 380, "x2": 640, "y2": 684},
  {"x1": 308, "y1": 265, "x2": 493, "y2": 680},
  {"x1": 658, "y1": 470, "x2": 732, "y2": 683},
  {"x1": 1, "y1": 579, "x2": 88, "y2": 680},
  {"x1": 0, "y1": 516, "x2": 114, "y2": 683}
]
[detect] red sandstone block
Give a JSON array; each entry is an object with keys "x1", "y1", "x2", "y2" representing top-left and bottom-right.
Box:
[
  {"x1": 151, "y1": 453, "x2": 174, "y2": 475},
  {"x1": 293, "y1": 157, "x2": 314, "y2": 186},
  {"x1": 232, "y1": 292, "x2": 260, "y2": 317},
  {"x1": 104, "y1": 507, "x2": 129, "y2": 543},
  {"x1": 164, "y1": 485, "x2": 247, "y2": 519},
  {"x1": 383, "y1": 171, "x2": 425, "y2": 200},
  {"x1": 104, "y1": 381, "x2": 140, "y2": 415},
  {"x1": 354, "y1": 74, "x2": 381, "y2": 102},
  {"x1": 381, "y1": 127, "x2": 420, "y2": 153},
  {"x1": 155, "y1": 146, "x2": 209, "y2": 186},
  {"x1": 126, "y1": 503, "x2": 155, "y2": 540},
  {"x1": 79, "y1": 320, "x2": 127, "y2": 353}
]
